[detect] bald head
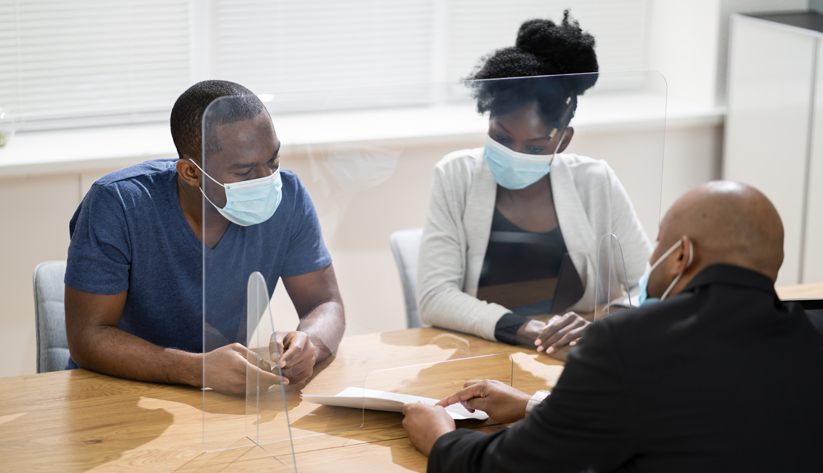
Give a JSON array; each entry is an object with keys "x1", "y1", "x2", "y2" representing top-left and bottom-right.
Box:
[{"x1": 659, "y1": 181, "x2": 784, "y2": 281}]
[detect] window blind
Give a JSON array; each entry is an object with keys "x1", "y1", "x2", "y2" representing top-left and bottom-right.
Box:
[
  {"x1": 212, "y1": 0, "x2": 436, "y2": 112},
  {"x1": 447, "y1": 0, "x2": 649, "y2": 89},
  {"x1": 0, "y1": 0, "x2": 191, "y2": 131},
  {"x1": 0, "y1": 0, "x2": 649, "y2": 131}
]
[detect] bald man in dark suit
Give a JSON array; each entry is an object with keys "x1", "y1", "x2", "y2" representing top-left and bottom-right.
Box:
[{"x1": 402, "y1": 181, "x2": 823, "y2": 473}]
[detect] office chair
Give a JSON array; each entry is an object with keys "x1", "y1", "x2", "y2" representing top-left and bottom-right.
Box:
[
  {"x1": 33, "y1": 260, "x2": 70, "y2": 373},
  {"x1": 389, "y1": 228, "x2": 427, "y2": 328}
]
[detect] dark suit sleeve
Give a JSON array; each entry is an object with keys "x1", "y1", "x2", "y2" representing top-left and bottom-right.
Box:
[{"x1": 428, "y1": 321, "x2": 638, "y2": 473}]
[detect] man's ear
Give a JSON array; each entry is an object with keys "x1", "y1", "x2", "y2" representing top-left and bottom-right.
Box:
[
  {"x1": 176, "y1": 157, "x2": 200, "y2": 188},
  {"x1": 671, "y1": 236, "x2": 692, "y2": 275},
  {"x1": 557, "y1": 127, "x2": 574, "y2": 154}
]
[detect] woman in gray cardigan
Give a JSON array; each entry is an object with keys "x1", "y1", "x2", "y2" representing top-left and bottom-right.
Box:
[{"x1": 416, "y1": 13, "x2": 652, "y2": 360}]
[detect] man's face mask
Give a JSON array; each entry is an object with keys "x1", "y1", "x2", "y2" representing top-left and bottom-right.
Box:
[
  {"x1": 638, "y1": 239, "x2": 694, "y2": 306},
  {"x1": 189, "y1": 159, "x2": 282, "y2": 227},
  {"x1": 483, "y1": 130, "x2": 566, "y2": 190}
]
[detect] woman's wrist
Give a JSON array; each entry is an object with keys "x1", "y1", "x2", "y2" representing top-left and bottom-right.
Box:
[{"x1": 514, "y1": 320, "x2": 547, "y2": 346}]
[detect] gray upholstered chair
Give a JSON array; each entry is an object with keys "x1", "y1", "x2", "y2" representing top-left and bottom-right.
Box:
[
  {"x1": 32, "y1": 260, "x2": 70, "y2": 373},
  {"x1": 389, "y1": 228, "x2": 427, "y2": 328}
]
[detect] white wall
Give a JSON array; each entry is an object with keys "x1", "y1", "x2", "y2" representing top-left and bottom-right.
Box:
[
  {"x1": 0, "y1": 118, "x2": 722, "y2": 378},
  {"x1": 648, "y1": 0, "x2": 722, "y2": 107},
  {"x1": 648, "y1": 0, "x2": 809, "y2": 107}
]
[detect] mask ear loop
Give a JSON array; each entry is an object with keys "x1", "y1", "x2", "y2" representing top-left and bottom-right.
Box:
[
  {"x1": 550, "y1": 129, "x2": 567, "y2": 162},
  {"x1": 187, "y1": 158, "x2": 227, "y2": 188},
  {"x1": 660, "y1": 240, "x2": 694, "y2": 301},
  {"x1": 549, "y1": 97, "x2": 574, "y2": 162},
  {"x1": 187, "y1": 158, "x2": 228, "y2": 211}
]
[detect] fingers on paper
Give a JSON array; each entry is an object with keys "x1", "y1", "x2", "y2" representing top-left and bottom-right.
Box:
[{"x1": 436, "y1": 383, "x2": 485, "y2": 408}]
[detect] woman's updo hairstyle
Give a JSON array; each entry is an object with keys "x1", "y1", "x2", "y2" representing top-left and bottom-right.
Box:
[{"x1": 468, "y1": 10, "x2": 598, "y2": 125}]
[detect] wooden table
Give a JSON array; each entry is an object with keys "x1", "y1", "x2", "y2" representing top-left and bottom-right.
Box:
[
  {"x1": 0, "y1": 328, "x2": 565, "y2": 473},
  {"x1": 775, "y1": 281, "x2": 823, "y2": 300},
  {"x1": 2, "y1": 282, "x2": 820, "y2": 473}
]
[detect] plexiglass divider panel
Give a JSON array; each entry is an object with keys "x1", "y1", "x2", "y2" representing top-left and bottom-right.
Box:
[
  {"x1": 201, "y1": 94, "x2": 367, "y2": 458},
  {"x1": 246, "y1": 272, "x2": 297, "y2": 470},
  {"x1": 258, "y1": 71, "x2": 664, "y2": 343},
  {"x1": 594, "y1": 234, "x2": 635, "y2": 322},
  {"x1": 200, "y1": 94, "x2": 280, "y2": 453},
  {"x1": 199, "y1": 72, "x2": 665, "y2": 458}
]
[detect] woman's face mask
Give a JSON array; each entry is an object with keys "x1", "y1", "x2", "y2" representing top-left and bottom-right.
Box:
[
  {"x1": 483, "y1": 133, "x2": 565, "y2": 189},
  {"x1": 483, "y1": 100, "x2": 573, "y2": 190}
]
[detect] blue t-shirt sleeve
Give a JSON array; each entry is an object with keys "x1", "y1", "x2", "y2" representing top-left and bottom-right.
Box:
[
  {"x1": 281, "y1": 175, "x2": 332, "y2": 278},
  {"x1": 65, "y1": 183, "x2": 132, "y2": 294}
]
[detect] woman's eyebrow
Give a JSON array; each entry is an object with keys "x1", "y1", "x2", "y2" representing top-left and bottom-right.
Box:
[{"x1": 496, "y1": 123, "x2": 512, "y2": 135}]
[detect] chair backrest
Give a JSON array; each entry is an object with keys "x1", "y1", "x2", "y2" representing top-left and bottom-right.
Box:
[
  {"x1": 389, "y1": 228, "x2": 426, "y2": 328},
  {"x1": 33, "y1": 261, "x2": 70, "y2": 373}
]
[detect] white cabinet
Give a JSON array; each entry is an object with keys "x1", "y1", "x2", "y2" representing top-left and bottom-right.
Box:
[
  {"x1": 724, "y1": 12, "x2": 823, "y2": 286},
  {"x1": 805, "y1": 43, "x2": 823, "y2": 284}
]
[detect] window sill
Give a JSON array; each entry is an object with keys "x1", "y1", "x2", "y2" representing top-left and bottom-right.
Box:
[{"x1": 0, "y1": 91, "x2": 724, "y2": 179}]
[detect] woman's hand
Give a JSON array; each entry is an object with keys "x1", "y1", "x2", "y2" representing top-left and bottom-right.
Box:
[{"x1": 534, "y1": 312, "x2": 590, "y2": 360}]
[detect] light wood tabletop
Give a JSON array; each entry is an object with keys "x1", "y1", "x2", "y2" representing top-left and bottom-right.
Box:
[
  {"x1": 0, "y1": 327, "x2": 564, "y2": 473},
  {"x1": 776, "y1": 281, "x2": 823, "y2": 300},
  {"x1": 1, "y1": 282, "x2": 819, "y2": 473}
]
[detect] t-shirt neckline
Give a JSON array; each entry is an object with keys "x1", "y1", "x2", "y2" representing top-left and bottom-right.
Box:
[{"x1": 169, "y1": 166, "x2": 237, "y2": 256}]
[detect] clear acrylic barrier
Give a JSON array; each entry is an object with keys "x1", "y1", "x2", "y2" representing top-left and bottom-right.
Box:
[
  {"x1": 258, "y1": 71, "x2": 663, "y2": 333},
  {"x1": 200, "y1": 94, "x2": 367, "y2": 456},
  {"x1": 594, "y1": 234, "x2": 635, "y2": 322},
  {"x1": 258, "y1": 70, "x2": 666, "y2": 244},
  {"x1": 201, "y1": 71, "x2": 665, "y2": 455},
  {"x1": 199, "y1": 94, "x2": 278, "y2": 453},
  {"x1": 245, "y1": 272, "x2": 297, "y2": 470}
]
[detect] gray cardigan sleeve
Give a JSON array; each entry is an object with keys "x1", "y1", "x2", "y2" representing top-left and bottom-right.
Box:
[{"x1": 416, "y1": 157, "x2": 511, "y2": 341}]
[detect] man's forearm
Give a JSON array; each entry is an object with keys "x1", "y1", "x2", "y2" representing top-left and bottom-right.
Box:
[
  {"x1": 296, "y1": 301, "x2": 345, "y2": 360},
  {"x1": 71, "y1": 325, "x2": 202, "y2": 387}
]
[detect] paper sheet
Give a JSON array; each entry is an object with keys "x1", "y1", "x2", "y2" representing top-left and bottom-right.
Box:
[{"x1": 302, "y1": 387, "x2": 489, "y2": 421}]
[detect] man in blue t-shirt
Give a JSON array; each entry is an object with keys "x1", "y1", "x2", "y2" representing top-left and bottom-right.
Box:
[{"x1": 64, "y1": 80, "x2": 345, "y2": 395}]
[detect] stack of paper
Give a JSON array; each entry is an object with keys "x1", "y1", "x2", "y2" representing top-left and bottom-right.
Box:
[{"x1": 302, "y1": 387, "x2": 489, "y2": 421}]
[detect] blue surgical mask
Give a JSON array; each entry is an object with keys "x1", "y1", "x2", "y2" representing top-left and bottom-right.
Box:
[
  {"x1": 188, "y1": 159, "x2": 282, "y2": 227},
  {"x1": 483, "y1": 133, "x2": 565, "y2": 190},
  {"x1": 637, "y1": 239, "x2": 694, "y2": 306}
]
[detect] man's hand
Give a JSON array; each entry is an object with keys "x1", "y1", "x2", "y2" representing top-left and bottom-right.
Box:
[
  {"x1": 203, "y1": 343, "x2": 283, "y2": 396},
  {"x1": 535, "y1": 312, "x2": 590, "y2": 360},
  {"x1": 270, "y1": 331, "x2": 317, "y2": 384},
  {"x1": 436, "y1": 380, "x2": 530, "y2": 423},
  {"x1": 402, "y1": 402, "x2": 456, "y2": 456}
]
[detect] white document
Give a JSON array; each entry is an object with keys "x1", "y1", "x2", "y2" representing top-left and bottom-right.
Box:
[{"x1": 302, "y1": 387, "x2": 489, "y2": 421}]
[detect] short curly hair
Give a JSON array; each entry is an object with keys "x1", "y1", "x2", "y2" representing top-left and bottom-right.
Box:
[
  {"x1": 170, "y1": 80, "x2": 267, "y2": 162},
  {"x1": 467, "y1": 11, "x2": 598, "y2": 125}
]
